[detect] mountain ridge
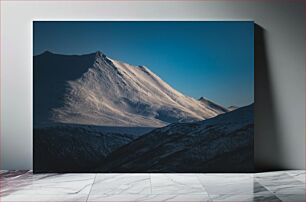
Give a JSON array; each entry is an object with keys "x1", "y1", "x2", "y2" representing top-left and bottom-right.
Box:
[
  {"x1": 34, "y1": 51, "x2": 229, "y2": 127},
  {"x1": 98, "y1": 104, "x2": 254, "y2": 172}
]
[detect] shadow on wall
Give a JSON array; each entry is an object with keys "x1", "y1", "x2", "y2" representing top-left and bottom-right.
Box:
[{"x1": 254, "y1": 24, "x2": 285, "y2": 171}]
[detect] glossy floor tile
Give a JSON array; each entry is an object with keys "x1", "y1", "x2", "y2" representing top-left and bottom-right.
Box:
[
  {"x1": 88, "y1": 194, "x2": 211, "y2": 202},
  {"x1": 0, "y1": 170, "x2": 305, "y2": 202},
  {"x1": 197, "y1": 174, "x2": 254, "y2": 195},
  {"x1": 90, "y1": 174, "x2": 151, "y2": 195},
  {"x1": 150, "y1": 174, "x2": 208, "y2": 195},
  {"x1": 1, "y1": 171, "x2": 95, "y2": 196},
  {"x1": 256, "y1": 172, "x2": 305, "y2": 195},
  {"x1": 286, "y1": 170, "x2": 306, "y2": 183},
  {"x1": 1, "y1": 194, "x2": 88, "y2": 202}
]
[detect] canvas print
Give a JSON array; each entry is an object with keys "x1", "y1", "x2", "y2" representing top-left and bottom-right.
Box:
[{"x1": 33, "y1": 21, "x2": 254, "y2": 173}]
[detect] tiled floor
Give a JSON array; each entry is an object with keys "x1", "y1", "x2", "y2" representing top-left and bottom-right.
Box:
[{"x1": 0, "y1": 170, "x2": 305, "y2": 202}]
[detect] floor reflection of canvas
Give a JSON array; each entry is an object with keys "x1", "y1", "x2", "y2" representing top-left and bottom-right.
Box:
[{"x1": 33, "y1": 21, "x2": 254, "y2": 173}]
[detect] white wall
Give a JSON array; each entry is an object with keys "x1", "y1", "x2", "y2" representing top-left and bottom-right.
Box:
[{"x1": 1, "y1": 0, "x2": 304, "y2": 170}]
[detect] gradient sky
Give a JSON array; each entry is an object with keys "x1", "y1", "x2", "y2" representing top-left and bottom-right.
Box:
[{"x1": 34, "y1": 21, "x2": 254, "y2": 107}]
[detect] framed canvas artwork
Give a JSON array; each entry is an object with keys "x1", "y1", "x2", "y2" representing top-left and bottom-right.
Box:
[{"x1": 33, "y1": 21, "x2": 254, "y2": 173}]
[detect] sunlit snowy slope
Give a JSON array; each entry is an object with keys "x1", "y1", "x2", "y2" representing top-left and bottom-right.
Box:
[{"x1": 34, "y1": 51, "x2": 228, "y2": 127}]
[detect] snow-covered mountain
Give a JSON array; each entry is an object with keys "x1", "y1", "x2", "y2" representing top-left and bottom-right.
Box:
[
  {"x1": 34, "y1": 51, "x2": 228, "y2": 127},
  {"x1": 98, "y1": 104, "x2": 254, "y2": 172}
]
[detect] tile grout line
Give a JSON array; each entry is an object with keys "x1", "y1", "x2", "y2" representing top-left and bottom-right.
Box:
[
  {"x1": 254, "y1": 179, "x2": 283, "y2": 201},
  {"x1": 86, "y1": 174, "x2": 97, "y2": 202},
  {"x1": 149, "y1": 173, "x2": 153, "y2": 195},
  {"x1": 195, "y1": 174, "x2": 213, "y2": 201}
]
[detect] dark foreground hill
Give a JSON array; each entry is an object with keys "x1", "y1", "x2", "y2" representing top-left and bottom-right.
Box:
[{"x1": 98, "y1": 104, "x2": 254, "y2": 173}]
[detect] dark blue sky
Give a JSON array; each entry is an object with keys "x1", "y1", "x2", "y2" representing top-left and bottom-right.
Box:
[{"x1": 34, "y1": 21, "x2": 254, "y2": 107}]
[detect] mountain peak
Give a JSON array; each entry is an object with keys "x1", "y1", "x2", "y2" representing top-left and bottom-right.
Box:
[
  {"x1": 198, "y1": 97, "x2": 229, "y2": 113},
  {"x1": 42, "y1": 50, "x2": 54, "y2": 55},
  {"x1": 199, "y1": 97, "x2": 206, "y2": 101},
  {"x1": 228, "y1": 106, "x2": 239, "y2": 111},
  {"x1": 95, "y1": 51, "x2": 107, "y2": 59}
]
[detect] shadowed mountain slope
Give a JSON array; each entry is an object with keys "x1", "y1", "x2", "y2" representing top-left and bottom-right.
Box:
[{"x1": 98, "y1": 104, "x2": 254, "y2": 172}]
